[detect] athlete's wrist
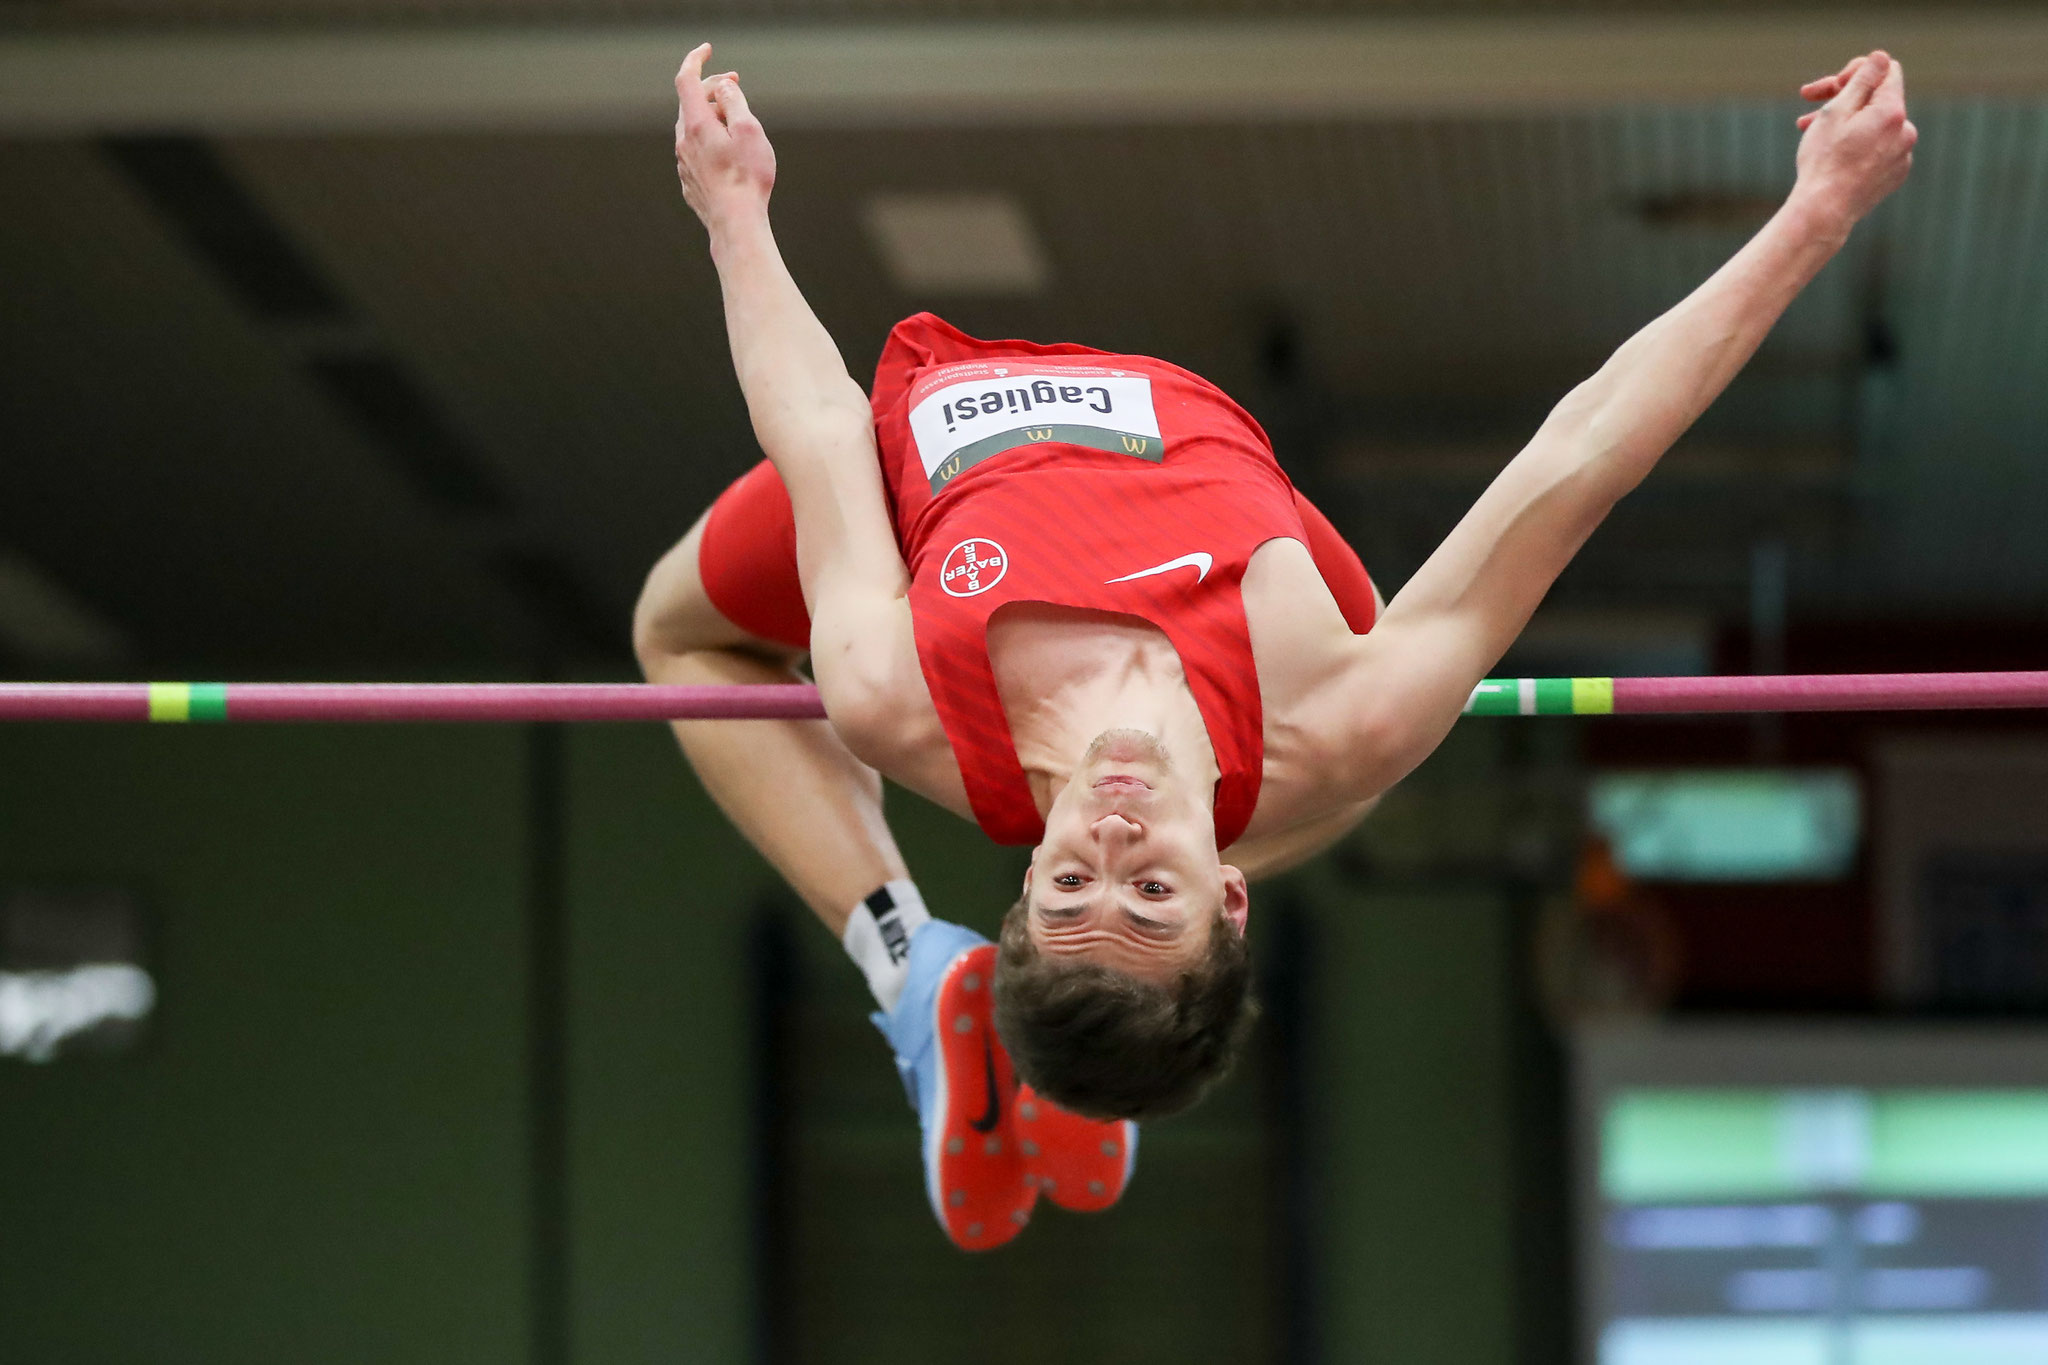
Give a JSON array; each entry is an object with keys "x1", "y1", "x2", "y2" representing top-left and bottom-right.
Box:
[
  {"x1": 1779, "y1": 183, "x2": 1857, "y2": 251},
  {"x1": 704, "y1": 196, "x2": 774, "y2": 256}
]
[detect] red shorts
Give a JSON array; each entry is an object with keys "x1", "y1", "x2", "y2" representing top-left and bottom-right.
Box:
[{"x1": 697, "y1": 460, "x2": 1379, "y2": 652}]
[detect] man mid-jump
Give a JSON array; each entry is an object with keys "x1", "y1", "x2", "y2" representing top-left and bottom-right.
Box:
[{"x1": 634, "y1": 45, "x2": 1916, "y2": 1250}]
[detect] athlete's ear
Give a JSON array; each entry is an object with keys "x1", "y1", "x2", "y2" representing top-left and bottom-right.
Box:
[
  {"x1": 1021, "y1": 862, "x2": 1034, "y2": 896},
  {"x1": 1219, "y1": 865, "x2": 1249, "y2": 937}
]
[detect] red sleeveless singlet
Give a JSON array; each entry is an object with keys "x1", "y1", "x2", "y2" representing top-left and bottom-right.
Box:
[{"x1": 870, "y1": 313, "x2": 1311, "y2": 850}]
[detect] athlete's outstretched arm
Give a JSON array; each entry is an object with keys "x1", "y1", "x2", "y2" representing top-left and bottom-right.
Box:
[
  {"x1": 1327, "y1": 52, "x2": 1917, "y2": 798},
  {"x1": 673, "y1": 46, "x2": 923, "y2": 742}
]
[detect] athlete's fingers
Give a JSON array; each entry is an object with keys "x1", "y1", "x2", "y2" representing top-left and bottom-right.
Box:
[
  {"x1": 1799, "y1": 72, "x2": 1852, "y2": 103},
  {"x1": 706, "y1": 75, "x2": 739, "y2": 128},
  {"x1": 1800, "y1": 55, "x2": 1865, "y2": 103},
  {"x1": 1827, "y1": 49, "x2": 1889, "y2": 115},
  {"x1": 1797, "y1": 110, "x2": 1818, "y2": 131},
  {"x1": 1799, "y1": 73, "x2": 1844, "y2": 102},
  {"x1": 1873, "y1": 57, "x2": 1908, "y2": 123},
  {"x1": 698, "y1": 73, "x2": 739, "y2": 129},
  {"x1": 715, "y1": 76, "x2": 761, "y2": 134},
  {"x1": 675, "y1": 43, "x2": 709, "y2": 98},
  {"x1": 675, "y1": 43, "x2": 712, "y2": 132}
]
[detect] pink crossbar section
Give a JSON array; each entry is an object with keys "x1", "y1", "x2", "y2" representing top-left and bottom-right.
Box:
[
  {"x1": 1613, "y1": 671, "x2": 2048, "y2": 713},
  {"x1": 2, "y1": 673, "x2": 2047, "y2": 722},
  {"x1": 0, "y1": 683, "x2": 828, "y2": 723}
]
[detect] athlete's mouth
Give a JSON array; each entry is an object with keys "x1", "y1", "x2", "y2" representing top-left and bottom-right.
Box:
[{"x1": 1094, "y1": 775, "x2": 1151, "y2": 791}]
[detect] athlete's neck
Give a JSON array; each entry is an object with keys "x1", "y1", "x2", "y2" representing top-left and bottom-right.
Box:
[{"x1": 986, "y1": 603, "x2": 1220, "y2": 818}]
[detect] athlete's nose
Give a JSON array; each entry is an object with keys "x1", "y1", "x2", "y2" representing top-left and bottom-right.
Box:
[{"x1": 1090, "y1": 812, "x2": 1144, "y2": 844}]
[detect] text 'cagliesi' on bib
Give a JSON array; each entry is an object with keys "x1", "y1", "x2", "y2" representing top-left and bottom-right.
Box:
[{"x1": 907, "y1": 364, "x2": 1164, "y2": 494}]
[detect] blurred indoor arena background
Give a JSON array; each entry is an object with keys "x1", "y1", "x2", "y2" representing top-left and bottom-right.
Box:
[{"x1": 5, "y1": 3, "x2": 2048, "y2": 1364}]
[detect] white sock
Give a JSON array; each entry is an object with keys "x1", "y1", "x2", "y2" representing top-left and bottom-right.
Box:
[{"x1": 841, "y1": 880, "x2": 931, "y2": 1013}]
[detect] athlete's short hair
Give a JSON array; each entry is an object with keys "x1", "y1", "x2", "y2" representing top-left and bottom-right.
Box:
[{"x1": 990, "y1": 894, "x2": 1257, "y2": 1121}]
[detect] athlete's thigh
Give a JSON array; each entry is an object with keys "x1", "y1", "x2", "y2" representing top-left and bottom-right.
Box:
[{"x1": 636, "y1": 462, "x2": 811, "y2": 660}]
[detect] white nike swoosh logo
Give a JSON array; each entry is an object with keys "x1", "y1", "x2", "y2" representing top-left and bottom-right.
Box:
[{"x1": 1105, "y1": 552, "x2": 1213, "y2": 585}]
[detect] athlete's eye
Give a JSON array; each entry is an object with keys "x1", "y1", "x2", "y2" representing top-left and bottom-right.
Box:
[
  {"x1": 1140, "y1": 881, "x2": 1169, "y2": 897},
  {"x1": 1054, "y1": 874, "x2": 1085, "y2": 889}
]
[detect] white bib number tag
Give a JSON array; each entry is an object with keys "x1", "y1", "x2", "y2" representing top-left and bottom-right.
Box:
[{"x1": 906, "y1": 366, "x2": 1163, "y2": 494}]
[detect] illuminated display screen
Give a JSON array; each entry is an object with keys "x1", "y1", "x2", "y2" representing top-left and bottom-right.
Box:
[
  {"x1": 1588, "y1": 771, "x2": 1861, "y2": 882},
  {"x1": 1593, "y1": 1085, "x2": 2048, "y2": 1365}
]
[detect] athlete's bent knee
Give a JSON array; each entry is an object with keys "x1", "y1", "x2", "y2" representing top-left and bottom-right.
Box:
[{"x1": 631, "y1": 549, "x2": 695, "y2": 671}]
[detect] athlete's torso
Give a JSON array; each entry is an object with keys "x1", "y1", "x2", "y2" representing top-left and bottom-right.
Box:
[{"x1": 869, "y1": 314, "x2": 1360, "y2": 848}]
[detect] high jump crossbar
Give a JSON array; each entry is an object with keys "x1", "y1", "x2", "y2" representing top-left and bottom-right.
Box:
[{"x1": 0, "y1": 673, "x2": 2045, "y2": 724}]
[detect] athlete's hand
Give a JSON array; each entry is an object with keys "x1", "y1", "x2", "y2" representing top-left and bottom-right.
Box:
[
  {"x1": 1788, "y1": 50, "x2": 1917, "y2": 232},
  {"x1": 674, "y1": 43, "x2": 776, "y2": 231}
]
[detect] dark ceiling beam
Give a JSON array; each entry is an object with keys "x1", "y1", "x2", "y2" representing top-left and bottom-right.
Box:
[
  {"x1": 102, "y1": 134, "x2": 510, "y2": 519},
  {"x1": 4, "y1": 13, "x2": 2048, "y2": 135},
  {"x1": 99, "y1": 134, "x2": 616, "y2": 659}
]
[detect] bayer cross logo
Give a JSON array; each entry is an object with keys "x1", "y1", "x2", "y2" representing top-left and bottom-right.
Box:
[{"x1": 939, "y1": 538, "x2": 1009, "y2": 597}]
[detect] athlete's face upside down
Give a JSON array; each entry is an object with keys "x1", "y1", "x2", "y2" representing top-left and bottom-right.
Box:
[{"x1": 1022, "y1": 728, "x2": 1250, "y2": 983}]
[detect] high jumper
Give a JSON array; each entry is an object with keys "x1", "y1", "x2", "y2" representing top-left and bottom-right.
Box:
[{"x1": 629, "y1": 43, "x2": 1918, "y2": 1250}]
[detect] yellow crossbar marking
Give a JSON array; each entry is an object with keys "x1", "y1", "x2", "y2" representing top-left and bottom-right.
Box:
[
  {"x1": 1572, "y1": 676, "x2": 1615, "y2": 715},
  {"x1": 147, "y1": 682, "x2": 192, "y2": 722}
]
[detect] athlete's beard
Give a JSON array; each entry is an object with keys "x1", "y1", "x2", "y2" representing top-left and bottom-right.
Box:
[{"x1": 1080, "y1": 727, "x2": 1173, "y2": 772}]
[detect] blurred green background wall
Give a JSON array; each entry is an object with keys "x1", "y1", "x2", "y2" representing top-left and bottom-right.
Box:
[{"x1": 0, "y1": 721, "x2": 1544, "y2": 1365}]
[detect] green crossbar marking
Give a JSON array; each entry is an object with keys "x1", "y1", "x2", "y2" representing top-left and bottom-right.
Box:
[
  {"x1": 1464, "y1": 680, "x2": 1520, "y2": 716},
  {"x1": 190, "y1": 684, "x2": 229, "y2": 722},
  {"x1": 146, "y1": 682, "x2": 228, "y2": 722},
  {"x1": 1463, "y1": 677, "x2": 1615, "y2": 717},
  {"x1": 1535, "y1": 677, "x2": 1573, "y2": 714}
]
